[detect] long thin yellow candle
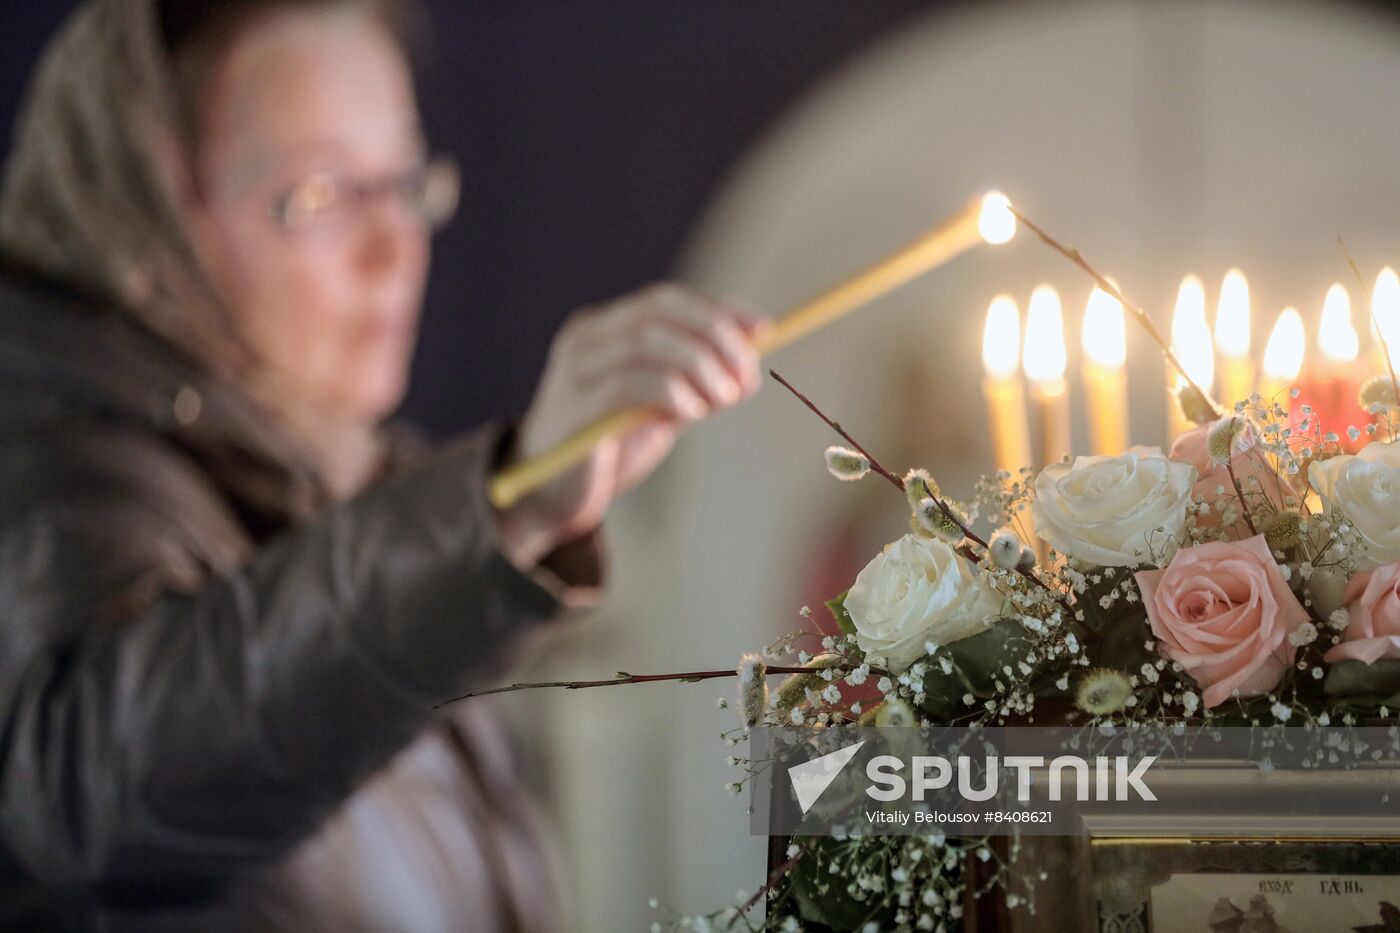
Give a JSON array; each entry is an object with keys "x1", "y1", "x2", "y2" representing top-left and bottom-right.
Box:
[
  {"x1": 1081, "y1": 284, "x2": 1128, "y2": 455},
  {"x1": 1261, "y1": 307, "x2": 1305, "y2": 404},
  {"x1": 489, "y1": 192, "x2": 1018, "y2": 509},
  {"x1": 1215, "y1": 268, "x2": 1253, "y2": 411},
  {"x1": 1024, "y1": 285, "x2": 1070, "y2": 467},
  {"x1": 1167, "y1": 275, "x2": 1214, "y2": 440},
  {"x1": 981, "y1": 295, "x2": 1032, "y2": 474}
]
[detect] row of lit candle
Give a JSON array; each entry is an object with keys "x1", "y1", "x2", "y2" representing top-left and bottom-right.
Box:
[{"x1": 981, "y1": 268, "x2": 1400, "y2": 471}]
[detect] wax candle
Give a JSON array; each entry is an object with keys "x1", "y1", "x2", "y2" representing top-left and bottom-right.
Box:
[
  {"x1": 1296, "y1": 283, "x2": 1364, "y2": 451},
  {"x1": 1373, "y1": 267, "x2": 1400, "y2": 377},
  {"x1": 1168, "y1": 275, "x2": 1215, "y2": 440},
  {"x1": 1024, "y1": 285, "x2": 1070, "y2": 468},
  {"x1": 982, "y1": 295, "x2": 1033, "y2": 476},
  {"x1": 1214, "y1": 268, "x2": 1254, "y2": 412},
  {"x1": 1261, "y1": 307, "x2": 1305, "y2": 406},
  {"x1": 1080, "y1": 285, "x2": 1128, "y2": 455}
]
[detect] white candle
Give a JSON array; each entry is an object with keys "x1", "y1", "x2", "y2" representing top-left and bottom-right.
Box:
[
  {"x1": 1373, "y1": 267, "x2": 1400, "y2": 374},
  {"x1": 1214, "y1": 268, "x2": 1253, "y2": 411},
  {"x1": 1080, "y1": 285, "x2": 1128, "y2": 455},
  {"x1": 982, "y1": 295, "x2": 1033, "y2": 476},
  {"x1": 1024, "y1": 284, "x2": 1070, "y2": 467},
  {"x1": 1261, "y1": 307, "x2": 1306, "y2": 404},
  {"x1": 1168, "y1": 274, "x2": 1215, "y2": 439}
]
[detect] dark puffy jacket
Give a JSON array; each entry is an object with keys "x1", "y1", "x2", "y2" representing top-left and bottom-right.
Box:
[{"x1": 0, "y1": 265, "x2": 602, "y2": 931}]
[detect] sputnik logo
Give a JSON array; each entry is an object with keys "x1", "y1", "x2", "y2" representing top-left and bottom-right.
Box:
[{"x1": 788, "y1": 741, "x2": 866, "y2": 815}]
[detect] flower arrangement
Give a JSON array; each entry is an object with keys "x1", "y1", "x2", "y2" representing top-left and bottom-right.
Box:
[
  {"x1": 442, "y1": 213, "x2": 1400, "y2": 933},
  {"x1": 647, "y1": 221, "x2": 1400, "y2": 932}
]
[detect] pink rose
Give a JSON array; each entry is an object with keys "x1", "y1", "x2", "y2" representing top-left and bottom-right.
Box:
[
  {"x1": 1324, "y1": 563, "x2": 1400, "y2": 664},
  {"x1": 1135, "y1": 535, "x2": 1309, "y2": 709},
  {"x1": 1169, "y1": 418, "x2": 1286, "y2": 531}
]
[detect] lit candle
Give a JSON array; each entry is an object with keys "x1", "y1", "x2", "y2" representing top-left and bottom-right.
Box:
[
  {"x1": 982, "y1": 295, "x2": 1033, "y2": 475},
  {"x1": 1080, "y1": 284, "x2": 1128, "y2": 455},
  {"x1": 1373, "y1": 267, "x2": 1400, "y2": 375},
  {"x1": 1168, "y1": 275, "x2": 1215, "y2": 439},
  {"x1": 1261, "y1": 307, "x2": 1305, "y2": 404},
  {"x1": 1296, "y1": 283, "x2": 1364, "y2": 450},
  {"x1": 1214, "y1": 268, "x2": 1253, "y2": 411},
  {"x1": 1024, "y1": 284, "x2": 1070, "y2": 467}
]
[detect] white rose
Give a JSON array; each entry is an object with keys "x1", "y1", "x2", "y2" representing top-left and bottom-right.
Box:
[
  {"x1": 1031, "y1": 445, "x2": 1196, "y2": 567},
  {"x1": 1309, "y1": 440, "x2": 1400, "y2": 568},
  {"x1": 844, "y1": 534, "x2": 1003, "y2": 673}
]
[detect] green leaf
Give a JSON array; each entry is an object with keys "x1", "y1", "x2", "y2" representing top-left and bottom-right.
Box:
[
  {"x1": 825, "y1": 591, "x2": 856, "y2": 636},
  {"x1": 918, "y1": 620, "x2": 1030, "y2": 722},
  {"x1": 1324, "y1": 659, "x2": 1400, "y2": 706},
  {"x1": 1076, "y1": 574, "x2": 1154, "y2": 672}
]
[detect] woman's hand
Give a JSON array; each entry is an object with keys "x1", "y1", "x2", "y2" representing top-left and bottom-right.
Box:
[{"x1": 493, "y1": 283, "x2": 768, "y2": 569}]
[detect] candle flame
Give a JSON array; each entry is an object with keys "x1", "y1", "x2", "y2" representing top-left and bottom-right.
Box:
[
  {"x1": 1214, "y1": 268, "x2": 1250, "y2": 359},
  {"x1": 1318, "y1": 282, "x2": 1359, "y2": 364},
  {"x1": 977, "y1": 191, "x2": 1017, "y2": 245},
  {"x1": 1374, "y1": 267, "x2": 1400, "y2": 370},
  {"x1": 1263, "y1": 307, "x2": 1306, "y2": 381},
  {"x1": 1023, "y1": 284, "x2": 1066, "y2": 385},
  {"x1": 982, "y1": 294, "x2": 1021, "y2": 379},
  {"x1": 1082, "y1": 285, "x2": 1126, "y2": 368},
  {"x1": 1170, "y1": 274, "x2": 1214, "y2": 392}
]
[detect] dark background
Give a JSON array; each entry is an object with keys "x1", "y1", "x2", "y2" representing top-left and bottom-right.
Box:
[
  {"x1": 7, "y1": 1, "x2": 1400, "y2": 438},
  {"x1": 0, "y1": 0, "x2": 946, "y2": 436}
]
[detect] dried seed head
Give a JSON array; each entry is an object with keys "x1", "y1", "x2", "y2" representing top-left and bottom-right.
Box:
[
  {"x1": 737, "y1": 653, "x2": 768, "y2": 727},
  {"x1": 1176, "y1": 383, "x2": 1217, "y2": 426},
  {"x1": 1206, "y1": 417, "x2": 1246, "y2": 467},
  {"x1": 914, "y1": 497, "x2": 965, "y2": 544},
  {"x1": 874, "y1": 698, "x2": 917, "y2": 727},
  {"x1": 1263, "y1": 509, "x2": 1303, "y2": 552},
  {"x1": 824, "y1": 446, "x2": 870, "y2": 481},
  {"x1": 903, "y1": 468, "x2": 940, "y2": 511},
  {"x1": 1074, "y1": 668, "x2": 1133, "y2": 715},
  {"x1": 988, "y1": 528, "x2": 1024, "y2": 570},
  {"x1": 1016, "y1": 544, "x2": 1038, "y2": 571},
  {"x1": 773, "y1": 654, "x2": 843, "y2": 712},
  {"x1": 1359, "y1": 375, "x2": 1400, "y2": 412}
]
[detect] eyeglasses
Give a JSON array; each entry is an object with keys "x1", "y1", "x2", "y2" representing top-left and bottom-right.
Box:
[{"x1": 268, "y1": 153, "x2": 461, "y2": 234}]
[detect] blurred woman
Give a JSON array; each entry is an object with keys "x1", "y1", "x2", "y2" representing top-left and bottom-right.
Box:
[{"x1": 0, "y1": 0, "x2": 764, "y2": 929}]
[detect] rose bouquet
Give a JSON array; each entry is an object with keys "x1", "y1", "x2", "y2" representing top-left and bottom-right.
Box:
[
  {"x1": 640, "y1": 223, "x2": 1400, "y2": 932},
  {"x1": 646, "y1": 381, "x2": 1400, "y2": 933}
]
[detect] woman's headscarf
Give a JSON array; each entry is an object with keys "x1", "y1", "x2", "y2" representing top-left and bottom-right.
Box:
[{"x1": 0, "y1": 0, "x2": 389, "y2": 500}]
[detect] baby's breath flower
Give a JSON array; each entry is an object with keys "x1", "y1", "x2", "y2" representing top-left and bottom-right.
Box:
[{"x1": 1289, "y1": 621, "x2": 1318, "y2": 647}]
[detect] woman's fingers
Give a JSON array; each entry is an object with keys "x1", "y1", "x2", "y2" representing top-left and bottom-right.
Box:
[
  {"x1": 575, "y1": 320, "x2": 742, "y2": 409},
  {"x1": 574, "y1": 284, "x2": 764, "y2": 401},
  {"x1": 646, "y1": 285, "x2": 763, "y2": 394}
]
